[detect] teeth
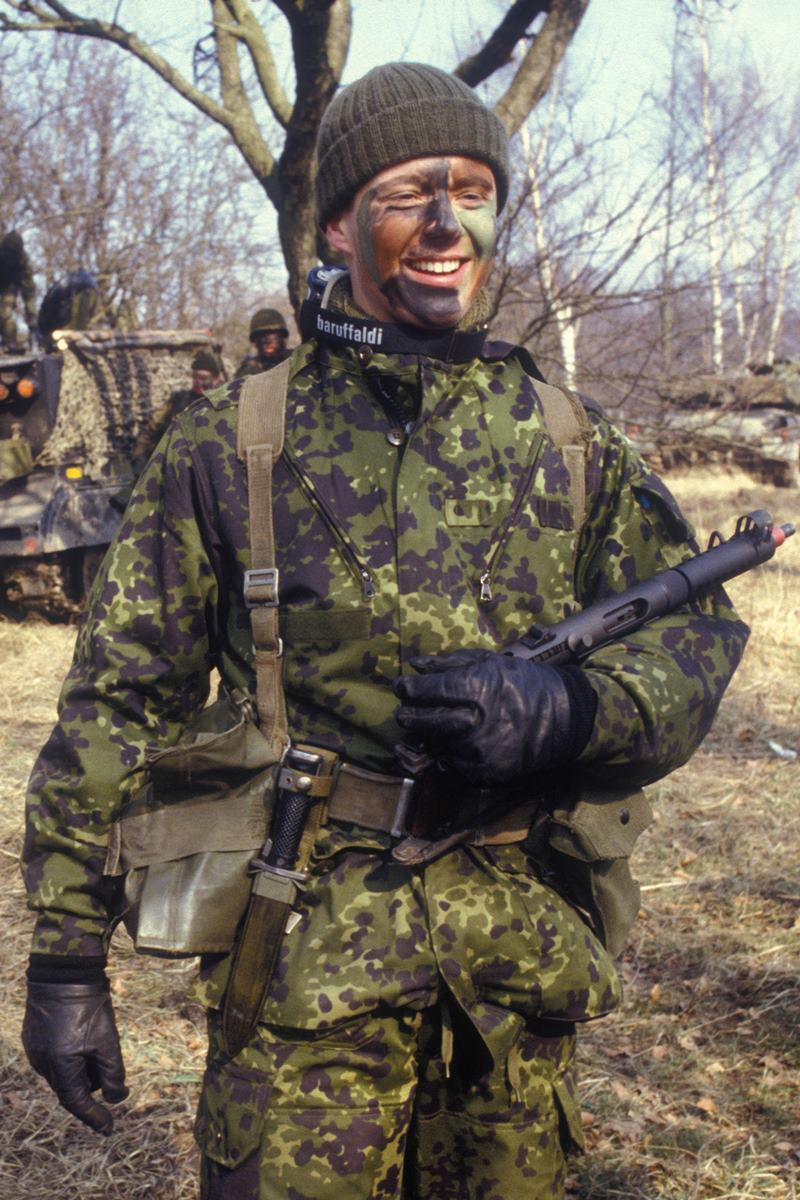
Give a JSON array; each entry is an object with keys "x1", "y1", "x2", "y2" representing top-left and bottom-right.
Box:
[{"x1": 410, "y1": 259, "x2": 461, "y2": 275}]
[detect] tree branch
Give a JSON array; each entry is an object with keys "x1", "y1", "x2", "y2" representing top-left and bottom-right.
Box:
[
  {"x1": 0, "y1": 1, "x2": 227, "y2": 130},
  {"x1": 493, "y1": 0, "x2": 590, "y2": 135},
  {"x1": 454, "y1": 0, "x2": 549, "y2": 86},
  {"x1": 0, "y1": 0, "x2": 278, "y2": 188},
  {"x1": 224, "y1": 0, "x2": 293, "y2": 128}
]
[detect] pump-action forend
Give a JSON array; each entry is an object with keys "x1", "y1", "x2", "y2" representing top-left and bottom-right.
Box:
[{"x1": 503, "y1": 508, "x2": 794, "y2": 666}]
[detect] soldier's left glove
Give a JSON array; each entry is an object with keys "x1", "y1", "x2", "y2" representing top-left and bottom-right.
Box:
[
  {"x1": 394, "y1": 649, "x2": 597, "y2": 785},
  {"x1": 23, "y1": 977, "x2": 129, "y2": 1135}
]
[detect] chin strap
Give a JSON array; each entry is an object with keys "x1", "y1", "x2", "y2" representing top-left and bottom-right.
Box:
[{"x1": 299, "y1": 266, "x2": 487, "y2": 363}]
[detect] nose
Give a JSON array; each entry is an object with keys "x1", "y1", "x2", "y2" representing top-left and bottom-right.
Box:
[{"x1": 420, "y1": 193, "x2": 461, "y2": 247}]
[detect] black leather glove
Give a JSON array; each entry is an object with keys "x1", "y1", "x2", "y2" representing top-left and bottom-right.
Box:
[
  {"x1": 22, "y1": 979, "x2": 129, "y2": 1135},
  {"x1": 394, "y1": 648, "x2": 597, "y2": 785}
]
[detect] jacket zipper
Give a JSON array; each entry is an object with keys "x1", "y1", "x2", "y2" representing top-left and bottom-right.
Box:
[
  {"x1": 479, "y1": 433, "x2": 545, "y2": 603},
  {"x1": 283, "y1": 450, "x2": 377, "y2": 600}
]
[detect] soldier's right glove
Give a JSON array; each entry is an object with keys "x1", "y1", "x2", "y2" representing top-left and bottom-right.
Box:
[
  {"x1": 22, "y1": 979, "x2": 129, "y2": 1135},
  {"x1": 394, "y1": 649, "x2": 597, "y2": 785}
]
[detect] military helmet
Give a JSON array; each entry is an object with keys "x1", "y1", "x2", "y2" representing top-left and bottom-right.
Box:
[{"x1": 249, "y1": 308, "x2": 288, "y2": 339}]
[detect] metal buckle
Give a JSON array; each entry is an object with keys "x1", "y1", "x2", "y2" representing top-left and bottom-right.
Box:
[
  {"x1": 244, "y1": 566, "x2": 279, "y2": 608},
  {"x1": 390, "y1": 777, "x2": 417, "y2": 840}
]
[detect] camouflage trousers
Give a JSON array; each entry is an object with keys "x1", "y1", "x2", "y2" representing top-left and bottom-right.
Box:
[
  {"x1": 193, "y1": 837, "x2": 621, "y2": 1199},
  {"x1": 198, "y1": 1008, "x2": 582, "y2": 1200}
]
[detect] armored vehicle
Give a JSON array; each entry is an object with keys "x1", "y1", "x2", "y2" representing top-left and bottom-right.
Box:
[
  {"x1": 623, "y1": 367, "x2": 800, "y2": 488},
  {"x1": 0, "y1": 328, "x2": 219, "y2": 617}
]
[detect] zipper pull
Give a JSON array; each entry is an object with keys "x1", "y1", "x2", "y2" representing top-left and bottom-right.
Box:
[
  {"x1": 360, "y1": 569, "x2": 376, "y2": 600},
  {"x1": 479, "y1": 571, "x2": 492, "y2": 603}
]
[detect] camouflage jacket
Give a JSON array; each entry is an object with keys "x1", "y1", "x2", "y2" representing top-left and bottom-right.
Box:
[{"x1": 23, "y1": 337, "x2": 748, "y2": 961}]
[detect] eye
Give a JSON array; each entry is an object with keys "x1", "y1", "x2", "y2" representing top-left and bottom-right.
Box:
[
  {"x1": 456, "y1": 188, "x2": 491, "y2": 206},
  {"x1": 385, "y1": 190, "x2": 423, "y2": 206}
]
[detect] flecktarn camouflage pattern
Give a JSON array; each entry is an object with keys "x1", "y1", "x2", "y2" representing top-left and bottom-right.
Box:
[
  {"x1": 23, "y1": 331, "x2": 747, "y2": 1197},
  {"x1": 195, "y1": 836, "x2": 615, "y2": 1198}
]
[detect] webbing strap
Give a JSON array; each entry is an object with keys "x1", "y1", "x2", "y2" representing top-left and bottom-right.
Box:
[
  {"x1": 534, "y1": 380, "x2": 592, "y2": 533},
  {"x1": 236, "y1": 360, "x2": 293, "y2": 754},
  {"x1": 236, "y1": 358, "x2": 290, "y2": 463}
]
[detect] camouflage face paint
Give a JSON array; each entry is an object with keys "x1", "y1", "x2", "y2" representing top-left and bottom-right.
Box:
[{"x1": 344, "y1": 156, "x2": 497, "y2": 328}]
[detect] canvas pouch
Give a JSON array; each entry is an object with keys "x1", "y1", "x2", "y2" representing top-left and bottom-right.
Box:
[
  {"x1": 539, "y1": 782, "x2": 654, "y2": 957},
  {"x1": 104, "y1": 692, "x2": 280, "y2": 956}
]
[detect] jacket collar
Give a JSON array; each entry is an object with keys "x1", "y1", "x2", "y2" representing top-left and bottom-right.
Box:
[{"x1": 299, "y1": 267, "x2": 489, "y2": 364}]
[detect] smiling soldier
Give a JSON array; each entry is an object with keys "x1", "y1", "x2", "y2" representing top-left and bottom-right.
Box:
[{"x1": 22, "y1": 63, "x2": 746, "y2": 1199}]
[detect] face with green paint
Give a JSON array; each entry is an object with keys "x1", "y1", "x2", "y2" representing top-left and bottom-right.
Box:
[{"x1": 326, "y1": 155, "x2": 497, "y2": 329}]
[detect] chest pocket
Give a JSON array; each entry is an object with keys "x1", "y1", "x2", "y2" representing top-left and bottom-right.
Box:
[{"x1": 451, "y1": 435, "x2": 581, "y2": 613}]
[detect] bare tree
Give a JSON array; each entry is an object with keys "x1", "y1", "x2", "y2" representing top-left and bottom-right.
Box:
[
  {"x1": 487, "y1": 62, "x2": 688, "y2": 409},
  {"x1": 0, "y1": 38, "x2": 277, "y2": 348},
  {"x1": 0, "y1": 0, "x2": 590, "y2": 313},
  {"x1": 656, "y1": 8, "x2": 800, "y2": 377}
]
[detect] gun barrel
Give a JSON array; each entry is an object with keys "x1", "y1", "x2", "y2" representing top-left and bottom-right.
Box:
[{"x1": 506, "y1": 509, "x2": 792, "y2": 666}]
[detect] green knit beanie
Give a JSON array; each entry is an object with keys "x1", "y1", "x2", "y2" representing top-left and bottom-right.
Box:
[{"x1": 315, "y1": 62, "x2": 510, "y2": 227}]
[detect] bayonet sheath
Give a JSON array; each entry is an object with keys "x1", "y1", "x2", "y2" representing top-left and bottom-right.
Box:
[{"x1": 222, "y1": 748, "x2": 336, "y2": 1057}]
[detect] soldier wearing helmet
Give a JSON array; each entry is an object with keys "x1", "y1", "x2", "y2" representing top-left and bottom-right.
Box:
[
  {"x1": 178, "y1": 348, "x2": 225, "y2": 412},
  {"x1": 234, "y1": 308, "x2": 290, "y2": 377},
  {"x1": 21, "y1": 62, "x2": 747, "y2": 1200}
]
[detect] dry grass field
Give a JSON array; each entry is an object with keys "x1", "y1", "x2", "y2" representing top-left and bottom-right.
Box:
[{"x1": 0, "y1": 468, "x2": 797, "y2": 1200}]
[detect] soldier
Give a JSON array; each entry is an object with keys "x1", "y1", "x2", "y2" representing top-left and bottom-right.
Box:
[
  {"x1": 0, "y1": 230, "x2": 37, "y2": 351},
  {"x1": 37, "y1": 270, "x2": 99, "y2": 349},
  {"x1": 21, "y1": 64, "x2": 748, "y2": 1199},
  {"x1": 168, "y1": 348, "x2": 224, "y2": 420},
  {"x1": 130, "y1": 347, "x2": 224, "y2": 471},
  {"x1": 234, "y1": 307, "x2": 290, "y2": 377}
]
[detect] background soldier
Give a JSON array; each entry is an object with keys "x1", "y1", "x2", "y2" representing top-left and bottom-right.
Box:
[
  {"x1": 0, "y1": 230, "x2": 38, "y2": 351},
  {"x1": 234, "y1": 307, "x2": 290, "y2": 376},
  {"x1": 36, "y1": 270, "x2": 99, "y2": 349},
  {"x1": 131, "y1": 347, "x2": 223, "y2": 470},
  {"x1": 168, "y1": 347, "x2": 224, "y2": 419},
  {"x1": 21, "y1": 64, "x2": 747, "y2": 1199}
]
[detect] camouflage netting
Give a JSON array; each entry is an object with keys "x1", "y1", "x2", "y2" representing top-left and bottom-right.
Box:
[{"x1": 37, "y1": 329, "x2": 220, "y2": 477}]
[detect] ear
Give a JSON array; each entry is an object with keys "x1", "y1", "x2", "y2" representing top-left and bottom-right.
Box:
[{"x1": 325, "y1": 211, "x2": 354, "y2": 257}]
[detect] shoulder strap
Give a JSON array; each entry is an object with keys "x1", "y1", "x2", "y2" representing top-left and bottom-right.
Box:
[
  {"x1": 236, "y1": 358, "x2": 293, "y2": 754},
  {"x1": 534, "y1": 379, "x2": 592, "y2": 535}
]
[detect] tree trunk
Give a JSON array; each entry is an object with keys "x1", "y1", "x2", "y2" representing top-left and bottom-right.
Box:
[
  {"x1": 273, "y1": 0, "x2": 351, "y2": 311},
  {"x1": 697, "y1": 7, "x2": 725, "y2": 373}
]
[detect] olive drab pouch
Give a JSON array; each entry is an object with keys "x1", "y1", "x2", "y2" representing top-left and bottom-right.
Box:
[
  {"x1": 104, "y1": 691, "x2": 282, "y2": 955},
  {"x1": 103, "y1": 360, "x2": 294, "y2": 957},
  {"x1": 540, "y1": 783, "x2": 654, "y2": 958}
]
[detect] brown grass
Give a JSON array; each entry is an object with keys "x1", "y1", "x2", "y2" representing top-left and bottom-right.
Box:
[{"x1": 0, "y1": 468, "x2": 798, "y2": 1199}]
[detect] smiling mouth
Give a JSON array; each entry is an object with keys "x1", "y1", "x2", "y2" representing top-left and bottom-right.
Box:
[{"x1": 404, "y1": 257, "x2": 467, "y2": 279}]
